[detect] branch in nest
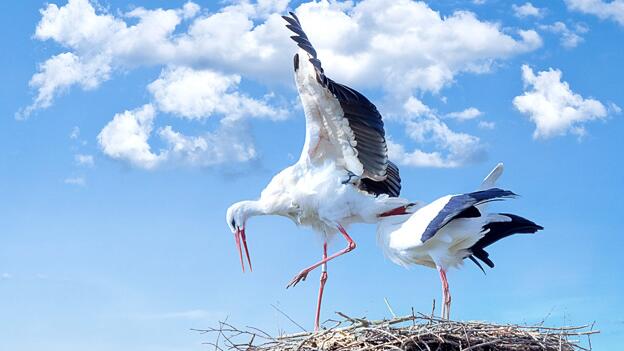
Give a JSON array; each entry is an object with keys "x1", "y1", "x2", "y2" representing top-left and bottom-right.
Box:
[{"x1": 196, "y1": 313, "x2": 599, "y2": 351}]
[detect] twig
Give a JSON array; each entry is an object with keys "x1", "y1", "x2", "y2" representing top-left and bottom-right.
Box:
[
  {"x1": 199, "y1": 312, "x2": 598, "y2": 351},
  {"x1": 384, "y1": 297, "x2": 397, "y2": 318},
  {"x1": 271, "y1": 304, "x2": 307, "y2": 332}
]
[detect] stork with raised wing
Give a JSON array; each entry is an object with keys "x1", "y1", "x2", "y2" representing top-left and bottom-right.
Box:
[
  {"x1": 376, "y1": 164, "x2": 543, "y2": 319},
  {"x1": 225, "y1": 12, "x2": 410, "y2": 331}
]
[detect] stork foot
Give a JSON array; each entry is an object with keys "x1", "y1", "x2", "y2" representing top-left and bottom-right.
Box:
[{"x1": 286, "y1": 269, "x2": 311, "y2": 288}]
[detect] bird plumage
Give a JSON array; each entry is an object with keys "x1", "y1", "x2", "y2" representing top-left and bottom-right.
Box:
[
  {"x1": 285, "y1": 11, "x2": 390, "y2": 183},
  {"x1": 375, "y1": 163, "x2": 542, "y2": 318},
  {"x1": 226, "y1": 12, "x2": 409, "y2": 331},
  {"x1": 376, "y1": 189, "x2": 532, "y2": 269}
]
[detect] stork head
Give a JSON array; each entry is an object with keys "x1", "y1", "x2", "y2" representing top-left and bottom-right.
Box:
[{"x1": 226, "y1": 201, "x2": 254, "y2": 272}]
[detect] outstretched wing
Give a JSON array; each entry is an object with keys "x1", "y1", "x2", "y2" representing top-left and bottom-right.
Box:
[{"x1": 283, "y1": 12, "x2": 390, "y2": 181}]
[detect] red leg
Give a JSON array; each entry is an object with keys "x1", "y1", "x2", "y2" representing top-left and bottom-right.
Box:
[
  {"x1": 314, "y1": 242, "x2": 328, "y2": 332},
  {"x1": 286, "y1": 225, "x2": 356, "y2": 288},
  {"x1": 438, "y1": 267, "x2": 451, "y2": 319}
]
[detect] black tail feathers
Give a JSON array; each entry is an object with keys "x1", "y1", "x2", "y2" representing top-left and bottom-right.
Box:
[{"x1": 468, "y1": 213, "x2": 543, "y2": 273}]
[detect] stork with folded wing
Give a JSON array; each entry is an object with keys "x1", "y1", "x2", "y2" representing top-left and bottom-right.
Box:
[{"x1": 376, "y1": 164, "x2": 543, "y2": 319}]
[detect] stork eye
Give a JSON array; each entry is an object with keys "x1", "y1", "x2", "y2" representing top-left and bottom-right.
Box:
[{"x1": 231, "y1": 219, "x2": 236, "y2": 228}]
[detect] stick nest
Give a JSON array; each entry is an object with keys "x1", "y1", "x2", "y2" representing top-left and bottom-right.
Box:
[{"x1": 195, "y1": 312, "x2": 598, "y2": 351}]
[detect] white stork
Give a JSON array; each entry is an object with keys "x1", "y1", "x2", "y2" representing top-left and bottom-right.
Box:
[
  {"x1": 376, "y1": 164, "x2": 543, "y2": 319},
  {"x1": 225, "y1": 12, "x2": 409, "y2": 330}
]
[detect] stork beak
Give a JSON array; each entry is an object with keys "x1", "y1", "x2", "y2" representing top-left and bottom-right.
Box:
[{"x1": 234, "y1": 227, "x2": 252, "y2": 272}]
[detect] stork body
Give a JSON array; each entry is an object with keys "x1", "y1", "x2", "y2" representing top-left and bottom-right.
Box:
[
  {"x1": 226, "y1": 13, "x2": 408, "y2": 331},
  {"x1": 249, "y1": 162, "x2": 405, "y2": 233},
  {"x1": 376, "y1": 164, "x2": 543, "y2": 319}
]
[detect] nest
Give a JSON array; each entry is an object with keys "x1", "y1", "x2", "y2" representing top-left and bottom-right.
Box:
[{"x1": 195, "y1": 312, "x2": 598, "y2": 351}]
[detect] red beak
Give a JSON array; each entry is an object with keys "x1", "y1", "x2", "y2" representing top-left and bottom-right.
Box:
[{"x1": 234, "y1": 227, "x2": 252, "y2": 272}]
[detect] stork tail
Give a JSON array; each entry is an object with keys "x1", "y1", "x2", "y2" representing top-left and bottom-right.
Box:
[{"x1": 469, "y1": 213, "x2": 543, "y2": 270}]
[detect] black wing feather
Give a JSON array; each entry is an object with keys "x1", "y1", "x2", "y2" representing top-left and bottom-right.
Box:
[
  {"x1": 420, "y1": 188, "x2": 517, "y2": 243},
  {"x1": 468, "y1": 213, "x2": 542, "y2": 270},
  {"x1": 360, "y1": 161, "x2": 402, "y2": 197},
  {"x1": 282, "y1": 12, "x2": 389, "y2": 180}
]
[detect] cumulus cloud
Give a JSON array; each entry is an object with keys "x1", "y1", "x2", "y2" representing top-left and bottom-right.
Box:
[
  {"x1": 148, "y1": 66, "x2": 286, "y2": 121},
  {"x1": 16, "y1": 52, "x2": 110, "y2": 119},
  {"x1": 97, "y1": 104, "x2": 258, "y2": 169},
  {"x1": 96, "y1": 67, "x2": 272, "y2": 169},
  {"x1": 294, "y1": 0, "x2": 542, "y2": 95},
  {"x1": 388, "y1": 97, "x2": 485, "y2": 168},
  {"x1": 540, "y1": 22, "x2": 587, "y2": 48},
  {"x1": 402, "y1": 96, "x2": 432, "y2": 117},
  {"x1": 23, "y1": 0, "x2": 542, "y2": 116},
  {"x1": 24, "y1": 0, "x2": 544, "y2": 169},
  {"x1": 445, "y1": 107, "x2": 483, "y2": 121},
  {"x1": 19, "y1": 0, "x2": 292, "y2": 118},
  {"x1": 97, "y1": 104, "x2": 163, "y2": 169},
  {"x1": 512, "y1": 3, "x2": 545, "y2": 18},
  {"x1": 158, "y1": 124, "x2": 257, "y2": 167},
  {"x1": 513, "y1": 65, "x2": 613, "y2": 139},
  {"x1": 565, "y1": 0, "x2": 624, "y2": 26}
]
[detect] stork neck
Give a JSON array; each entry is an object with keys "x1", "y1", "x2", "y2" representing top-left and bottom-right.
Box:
[{"x1": 239, "y1": 200, "x2": 271, "y2": 219}]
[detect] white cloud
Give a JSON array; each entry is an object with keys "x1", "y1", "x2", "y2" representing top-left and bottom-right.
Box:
[
  {"x1": 540, "y1": 22, "x2": 587, "y2": 48},
  {"x1": 181, "y1": 2, "x2": 201, "y2": 19},
  {"x1": 388, "y1": 97, "x2": 484, "y2": 168},
  {"x1": 388, "y1": 139, "x2": 452, "y2": 168},
  {"x1": 75, "y1": 154, "x2": 94, "y2": 167},
  {"x1": 24, "y1": 0, "x2": 544, "y2": 169},
  {"x1": 402, "y1": 96, "x2": 432, "y2": 117},
  {"x1": 478, "y1": 120, "x2": 496, "y2": 129},
  {"x1": 96, "y1": 66, "x2": 269, "y2": 169},
  {"x1": 148, "y1": 66, "x2": 285, "y2": 121},
  {"x1": 17, "y1": 52, "x2": 110, "y2": 119},
  {"x1": 446, "y1": 107, "x2": 483, "y2": 121},
  {"x1": 565, "y1": 0, "x2": 624, "y2": 26},
  {"x1": 294, "y1": 0, "x2": 542, "y2": 95},
  {"x1": 513, "y1": 65, "x2": 611, "y2": 139},
  {"x1": 97, "y1": 104, "x2": 164, "y2": 169},
  {"x1": 158, "y1": 124, "x2": 257, "y2": 167},
  {"x1": 21, "y1": 0, "x2": 292, "y2": 118},
  {"x1": 224, "y1": 0, "x2": 290, "y2": 19},
  {"x1": 23, "y1": 0, "x2": 542, "y2": 116},
  {"x1": 21, "y1": 0, "x2": 293, "y2": 171},
  {"x1": 512, "y1": 3, "x2": 544, "y2": 18},
  {"x1": 64, "y1": 176, "x2": 86, "y2": 186},
  {"x1": 97, "y1": 104, "x2": 258, "y2": 169}
]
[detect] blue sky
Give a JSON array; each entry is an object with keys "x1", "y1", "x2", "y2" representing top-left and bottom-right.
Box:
[{"x1": 1, "y1": 0, "x2": 623, "y2": 350}]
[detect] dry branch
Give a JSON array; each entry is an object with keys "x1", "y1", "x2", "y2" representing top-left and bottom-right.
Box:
[{"x1": 195, "y1": 313, "x2": 598, "y2": 351}]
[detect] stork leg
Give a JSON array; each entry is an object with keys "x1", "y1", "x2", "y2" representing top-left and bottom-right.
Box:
[
  {"x1": 314, "y1": 241, "x2": 328, "y2": 332},
  {"x1": 286, "y1": 225, "x2": 355, "y2": 288},
  {"x1": 438, "y1": 267, "x2": 451, "y2": 319}
]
